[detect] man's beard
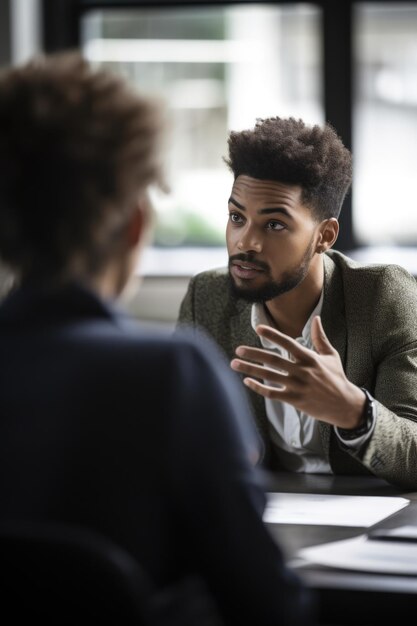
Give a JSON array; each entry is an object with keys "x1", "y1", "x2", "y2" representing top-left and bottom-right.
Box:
[{"x1": 228, "y1": 240, "x2": 315, "y2": 304}]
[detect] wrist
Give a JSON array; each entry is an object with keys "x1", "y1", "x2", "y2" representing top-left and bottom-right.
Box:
[{"x1": 337, "y1": 388, "x2": 375, "y2": 441}]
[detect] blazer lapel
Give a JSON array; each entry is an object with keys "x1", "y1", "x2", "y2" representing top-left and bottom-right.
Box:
[
  {"x1": 318, "y1": 254, "x2": 348, "y2": 458},
  {"x1": 229, "y1": 299, "x2": 273, "y2": 461},
  {"x1": 321, "y1": 253, "x2": 347, "y2": 365},
  {"x1": 229, "y1": 299, "x2": 260, "y2": 349}
]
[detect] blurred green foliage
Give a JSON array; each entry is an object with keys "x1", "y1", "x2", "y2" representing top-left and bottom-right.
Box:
[{"x1": 153, "y1": 209, "x2": 224, "y2": 247}]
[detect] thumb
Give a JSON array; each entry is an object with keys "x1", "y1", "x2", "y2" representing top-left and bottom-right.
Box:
[{"x1": 311, "y1": 316, "x2": 335, "y2": 355}]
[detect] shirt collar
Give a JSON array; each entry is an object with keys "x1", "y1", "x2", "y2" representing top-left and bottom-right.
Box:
[{"x1": 251, "y1": 289, "x2": 324, "y2": 348}]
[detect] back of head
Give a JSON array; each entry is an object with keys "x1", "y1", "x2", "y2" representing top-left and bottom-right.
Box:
[
  {"x1": 0, "y1": 51, "x2": 166, "y2": 281},
  {"x1": 224, "y1": 116, "x2": 352, "y2": 220}
]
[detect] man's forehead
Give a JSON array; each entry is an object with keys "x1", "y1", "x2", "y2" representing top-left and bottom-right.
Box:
[{"x1": 231, "y1": 175, "x2": 303, "y2": 204}]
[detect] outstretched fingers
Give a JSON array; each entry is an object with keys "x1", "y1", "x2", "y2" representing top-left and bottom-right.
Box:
[
  {"x1": 230, "y1": 356, "x2": 290, "y2": 385},
  {"x1": 254, "y1": 324, "x2": 316, "y2": 363},
  {"x1": 241, "y1": 376, "x2": 287, "y2": 399}
]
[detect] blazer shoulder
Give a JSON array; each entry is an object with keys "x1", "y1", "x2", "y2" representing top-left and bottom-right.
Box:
[
  {"x1": 325, "y1": 249, "x2": 417, "y2": 287},
  {"x1": 324, "y1": 250, "x2": 417, "y2": 338},
  {"x1": 178, "y1": 266, "x2": 250, "y2": 344},
  {"x1": 186, "y1": 267, "x2": 235, "y2": 311},
  {"x1": 189, "y1": 267, "x2": 229, "y2": 290}
]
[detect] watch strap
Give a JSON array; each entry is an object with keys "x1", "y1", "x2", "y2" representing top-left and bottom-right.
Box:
[{"x1": 337, "y1": 388, "x2": 375, "y2": 441}]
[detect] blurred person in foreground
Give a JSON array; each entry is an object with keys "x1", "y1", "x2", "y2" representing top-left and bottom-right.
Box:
[
  {"x1": 0, "y1": 52, "x2": 314, "y2": 625},
  {"x1": 177, "y1": 116, "x2": 417, "y2": 491}
]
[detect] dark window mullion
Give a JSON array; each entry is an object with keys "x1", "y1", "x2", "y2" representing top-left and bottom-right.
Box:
[{"x1": 322, "y1": 0, "x2": 354, "y2": 251}]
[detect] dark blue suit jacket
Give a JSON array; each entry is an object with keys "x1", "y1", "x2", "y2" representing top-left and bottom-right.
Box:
[{"x1": 0, "y1": 282, "x2": 313, "y2": 625}]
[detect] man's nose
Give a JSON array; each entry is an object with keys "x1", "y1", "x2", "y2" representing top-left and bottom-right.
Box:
[{"x1": 237, "y1": 228, "x2": 262, "y2": 253}]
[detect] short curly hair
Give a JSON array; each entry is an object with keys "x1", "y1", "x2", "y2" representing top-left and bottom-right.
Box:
[
  {"x1": 224, "y1": 116, "x2": 352, "y2": 220},
  {"x1": 0, "y1": 51, "x2": 166, "y2": 278}
]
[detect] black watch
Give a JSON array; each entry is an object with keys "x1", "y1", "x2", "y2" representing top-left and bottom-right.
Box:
[{"x1": 337, "y1": 388, "x2": 375, "y2": 441}]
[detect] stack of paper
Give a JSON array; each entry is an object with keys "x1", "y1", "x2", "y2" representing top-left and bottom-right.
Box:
[
  {"x1": 297, "y1": 533, "x2": 417, "y2": 574},
  {"x1": 263, "y1": 492, "x2": 409, "y2": 527}
]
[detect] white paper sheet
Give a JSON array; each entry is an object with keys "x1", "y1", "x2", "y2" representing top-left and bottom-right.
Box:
[
  {"x1": 297, "y1": 533, "x2": 417, "y2": 574},
  {"x1": 263, "y1": 492, "x2": 409, "y2": 527}
]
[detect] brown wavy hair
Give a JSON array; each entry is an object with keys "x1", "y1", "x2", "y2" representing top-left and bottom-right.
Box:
[
  {"x1": 224, "y1": 116, "x2": 352, "y2": 220},
  {"x1": 0, "y1": 51, "x2": 166, "y2": 279}
]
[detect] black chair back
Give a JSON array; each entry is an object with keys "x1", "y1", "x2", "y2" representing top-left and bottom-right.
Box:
[{"x1": 0, "y1": 520, "x2": 152, "y2": 625}]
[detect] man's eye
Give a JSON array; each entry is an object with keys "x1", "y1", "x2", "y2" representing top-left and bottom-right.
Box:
[
  {"x1": 268, "y1": 221, "x2": 285, "y2": 231},
  {"x1": 230, "y1": 212, "x2": 243, "y2": 223}
]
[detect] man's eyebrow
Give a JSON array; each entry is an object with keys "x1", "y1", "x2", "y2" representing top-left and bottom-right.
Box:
[
  {"x1": 228, "y1": 197, "x2": 245, "y2": 210},
  {"x1": 228, "y1": 196, "x2": 292, "y2": 218},
  {"x1": 259, "y1": 207, "x2": 292, "y2": 218}
]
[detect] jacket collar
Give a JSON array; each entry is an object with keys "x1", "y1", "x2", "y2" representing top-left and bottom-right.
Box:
[{"x1": 0, "y1": 280, "x2": 127, "y2": 330}]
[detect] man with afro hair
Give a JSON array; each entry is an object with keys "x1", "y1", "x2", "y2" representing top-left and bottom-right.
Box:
[{"x1": 178, "y1": 116, "x2": 417, "y2": 490}]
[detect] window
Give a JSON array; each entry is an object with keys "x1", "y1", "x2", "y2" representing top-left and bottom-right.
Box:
[
  {"x1": 81, "y1": 3, "x2": 323, "y2": 275},
  {"x1": 353, "y1": 3, "x2": 417, "y2": 247}
]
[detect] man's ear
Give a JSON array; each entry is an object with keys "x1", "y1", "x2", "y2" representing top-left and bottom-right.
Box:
[
  {"x1": 125, "y1": 202, "x2": 148, "y2": 250},
  {"x1": 315, "y1": 218, "x2": 339, "y2": 253},
  {"x1": 126, "y1": 209, "x2": 142, "y2": 248}
]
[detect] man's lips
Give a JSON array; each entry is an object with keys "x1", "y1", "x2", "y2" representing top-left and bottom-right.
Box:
[{"x1": 231, "y1": 260, "x2": 265, "y2": 279}]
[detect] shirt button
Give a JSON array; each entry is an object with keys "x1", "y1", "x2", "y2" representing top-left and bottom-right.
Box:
[{"x1": 291, "y1": 440, "x2": 297, "y2": 447}]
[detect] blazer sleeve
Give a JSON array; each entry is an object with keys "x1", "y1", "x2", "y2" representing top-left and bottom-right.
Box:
[
  {"x1": 352, "y1": 264, "x2": 417, "y2": 489},
  {"x1": 176, "y1": 275, "x2": 196, "y2": 329}
]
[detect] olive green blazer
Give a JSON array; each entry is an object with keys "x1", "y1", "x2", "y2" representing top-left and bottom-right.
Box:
[{"x1": 177, "y1": 250, "x2": 417, "y2": 490}]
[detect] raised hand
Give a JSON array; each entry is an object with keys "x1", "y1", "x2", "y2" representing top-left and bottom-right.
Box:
[{"x1": 230, "y1": 315, "x2": 366, "y2": 429}]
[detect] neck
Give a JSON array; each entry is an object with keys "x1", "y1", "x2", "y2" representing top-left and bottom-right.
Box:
[
  {"x1": 83, "y1": 262, "x2": 130, "y2": 301},
  {"x1": 62, "y1": 255, "x2": 131, "y2": 302},
  {"x1": 264, "y1": 255, "x2": 324, "y2": 338},
  {"x1": 18, "y1": 239, "x2": 138, "y2": 301}
]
